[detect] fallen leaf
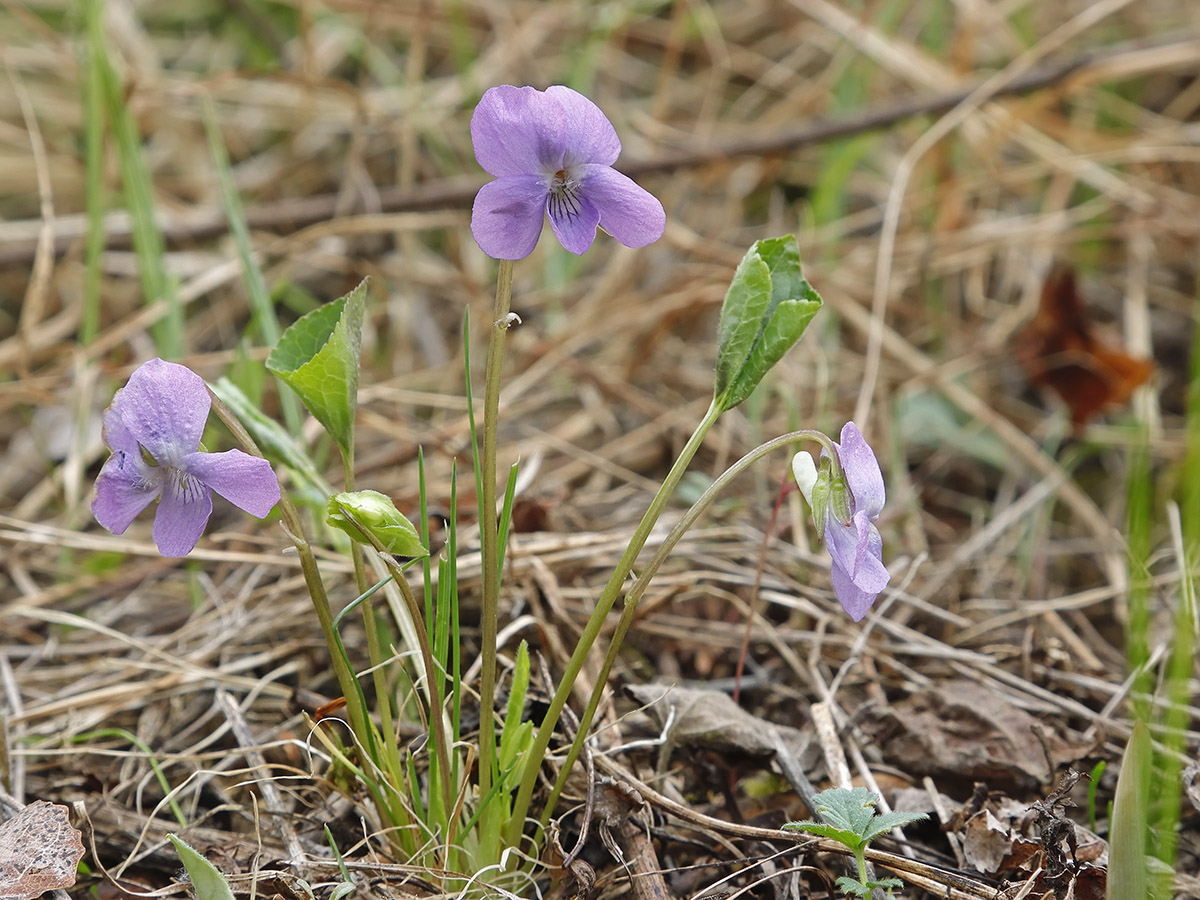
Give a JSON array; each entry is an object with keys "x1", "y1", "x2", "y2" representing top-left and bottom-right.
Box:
[
  {"x1": 862, "y1": 680, "x2": 1091, "y2": 788},
  {"x1": 1015, "y1": 267, "x2": 1154, "y2": 428},
  {"x1": 623, "y1": 683, "x2": 816, "y2": 766},
  {"x1": 0, "y1": 801, "x2": 85, "y2": 900}
]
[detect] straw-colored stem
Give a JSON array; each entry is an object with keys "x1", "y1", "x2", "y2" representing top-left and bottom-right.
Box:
[
  {"x1": 206, "y1": 387, "x2": 370, "y2": 739},
  {"x1": 478, "y1": 259, "x2": 513, "y2": 820},
  {"x1": 505, "y1": 398, "x2": 724, "y2": 849},
  {"x1": 541, "y1": 428, "x2": 826, "y2": 825}
]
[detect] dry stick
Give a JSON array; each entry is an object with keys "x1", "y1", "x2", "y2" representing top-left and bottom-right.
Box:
[
  {"x1": 3, "y1": 34, "x2": 1195, "y2": 267},
  {"x1": 214, "y1": 690, "x2": 304, "y2": 864}
]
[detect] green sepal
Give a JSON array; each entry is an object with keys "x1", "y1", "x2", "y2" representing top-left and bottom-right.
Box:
[
  {"x1": 713, "y1": 235, "x2": 822, "y2": 412},
  {"x1": 266, "y1": 279, "x2": 367, "y2": 455},
  {"x1": 829, "y1": 468, "x2": 852, "y2": 526},
  {"x1": 809, "y1": 457, "x2": 834, "y2": 540},
  {"x1": 327, "y1": 490, "x2": 429, "y2": 558}
]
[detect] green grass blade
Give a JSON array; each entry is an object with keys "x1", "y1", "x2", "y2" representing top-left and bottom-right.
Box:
[
  {"x1": 1108, "y1": 720, "x2": 1150, "y2": 900},
  {"x1": 80, "y1": 0, "x2": 106, "y2": 346},
  {"x1": 88, "y1": 0, "x2": 182, "y2": 357},
  {"x1": 201, "y1": 98, "x2": 303, "y2": 435}
]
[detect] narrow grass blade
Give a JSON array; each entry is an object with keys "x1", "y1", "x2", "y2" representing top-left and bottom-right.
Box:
[
  {"x1": 88, "y1": 0, "x2": 181, "y2": 356},
  {"x1": 202, "y1": 99, "x2": 304, "y2": 434},
  {"x1": 1108, "y1": 719, "x2": 1150, "y2": 900}
]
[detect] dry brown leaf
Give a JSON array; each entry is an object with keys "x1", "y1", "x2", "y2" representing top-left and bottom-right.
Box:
[
  {"x1": 0, "y1": 802, "x2": 85, "y2": 900},
  {"x1": 1015, "y1": 267, "x2": 1154, "y2": 429},
  {"x1": 623, "y1": 683, "x2": 815, "y2": 765},
  {"x1": 864, "y1": 680, "x2": 1091, "y2": 787}
]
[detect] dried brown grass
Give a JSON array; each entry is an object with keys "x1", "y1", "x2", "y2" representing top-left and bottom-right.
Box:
[{"x1": 2, "y1": 0, "x2": 1199, "y2": 897}]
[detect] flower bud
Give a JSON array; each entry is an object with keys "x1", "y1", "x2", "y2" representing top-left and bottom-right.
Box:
[{"x1": 327, "y1": 490, "x2": 428, "y2": 558}]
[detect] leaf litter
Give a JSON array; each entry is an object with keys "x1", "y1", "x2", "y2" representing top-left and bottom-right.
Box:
[{"x1": 2, "y1": 2, "x2": 1200, "y2": 899}]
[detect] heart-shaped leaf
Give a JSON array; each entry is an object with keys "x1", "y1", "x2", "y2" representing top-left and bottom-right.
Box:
[
  {"x1": 713, "y1": 235, "x2": 822, "y2": 412},
  {"x1": 266, "y1": 279, "x2": 368, "y2": 456}
]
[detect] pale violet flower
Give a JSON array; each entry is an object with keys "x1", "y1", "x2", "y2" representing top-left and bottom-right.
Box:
[
  {"x1": 92, "y1": 358, "x2": 281, "y2": 557},
  {"x1": 469, "y1": 84, "x2": 665, "y2": 259},
  {"x1": 792, "y1": 423, "x2": 889, "y2": 621}
]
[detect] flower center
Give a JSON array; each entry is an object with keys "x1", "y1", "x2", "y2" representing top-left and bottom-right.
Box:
[
  {"x1": 547, "y1": 168, "x2": 582, "y2": 220},
  {"x1": 169, "y1": 467, "x2": 205, "y2": 505}
]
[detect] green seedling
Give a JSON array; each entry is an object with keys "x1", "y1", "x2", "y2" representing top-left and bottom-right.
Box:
[{"x1": 784, "y1": 787, "x2": 926, "y2": 898}]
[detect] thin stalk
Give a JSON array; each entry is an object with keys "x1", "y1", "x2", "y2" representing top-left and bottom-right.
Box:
[
  {"x1": 505, "y1": 398, "x2": 724, "y2": 848},
  {"x1": 343, "y1": 445, "x2": 406, "y2": 807},
  {"x1": 206, "y1": 388, "x2": 369, "y2": 740},
  {"x1": 478, "y1": 259, "x2": 513, "y2": 827},
  {"x1": 541, "y1": 428, "x2": 825, "y2": 825}
]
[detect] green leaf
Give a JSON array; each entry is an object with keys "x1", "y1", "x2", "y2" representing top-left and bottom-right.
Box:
[
  {"x1": 499, "y1": 641, "x2": 531, "y2": 772},
  {"x1": 862, "y1": 808, "x2": 928, "y2": 842},
  {"x1": 812, "y1": 786, "x2": 880, "y2": 834},
  {"x1": 266, "y1": 279, "x2": 368, "y2": 454},
  {"x1": 166, "y1": 834, "x2": 235, "y2": 900},
  {"x1": 328, "y1": 490, "x2": 429, "y2": 558},
  {"x1": 1108, "y1": 719, "x2": 1151, "y2": 900},
  {"x1": 713, "y1": 235, "x2": 822, "y2": 412},
  {"x1": 782, "y1": 820, "x2": 865, "y2": 853},
  {"x1": 834, "y1": 875, "x2": 873, "y2": 898}
]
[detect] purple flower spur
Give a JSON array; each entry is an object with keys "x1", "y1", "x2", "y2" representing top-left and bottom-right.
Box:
[
  {"x1": 92, "y1": 358, "x2": 281, "y2": 557},
  {"x1": 469, "y1": 84, "x2": 665, "y2": 259},
  {"x1": 791, "y1": 423, "x2": 890, "y2": 621}
]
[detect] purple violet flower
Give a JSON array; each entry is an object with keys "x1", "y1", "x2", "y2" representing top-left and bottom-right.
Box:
[
  {"x1": 92, "y1": 358, "x2": 281, "y2": 557},
  {"x1": 469, "y1": 84, "x2": 665, "y2": 260},
  {"x1": 791, "y1": 423, "x2": 890, "y2": 621}
]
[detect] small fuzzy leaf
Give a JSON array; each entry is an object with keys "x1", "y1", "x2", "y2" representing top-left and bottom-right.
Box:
[
  {"x1": 808, "y1": 786, "x2": 880, "y2": 835},
  {"x1": 328, "y1": 490, "x2": 429, "y2": 558},
  {"x1": 167, "y1": 834, "x2": 235, "y2": 900},
  {"x1": 862, "y1": 808, "x2": 929, "y2": 842},
  {"x1": 266, "y1": 280, "x2": 368, "y2": 454},
  {"x1": 781, "y1": 820, "x2": 864, "y2": 853},
  {"x1": 834, "y1": 876, "x2": 872, "y2": 897},
  {"x1": 713, "y1": 235, "x2": 822, "y2": 412}
]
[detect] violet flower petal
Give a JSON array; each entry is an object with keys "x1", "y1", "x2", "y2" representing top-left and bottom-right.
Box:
[
  {"x1": 837, "y1": 422, "x2": 885, "y2": 518},
  {"x1": 825, "y1": 512, "x2": 888, "y2": 591},
  {"x1": 92, "y1": 453, "x2": 163, "y2": 535},
  {"x1": 471, "y1": 85, "x2": 567, "y2": 177},
  {"x1": 546, "y1": 192, "x2": 602, "y2": 255},
  {"x1": 152, "y1": 473, "x2": 213, "y2": 557},
  {"x1": 112, "y1": 358, "x2": 208, "y2": 462},
  {"x1": 830, "y1": 560, "x2": 878, "y2": 622},
  {"x1": 471, "y1": 175, "x2": 551, "y2": 260},
  {"x1": 581, "y1": 165, "x2": 666, "y2": 249},
  {"x1": 546, "y1": 85, "x2": 621, "y2": 167},
  {"x1": 184, "y1": 450, "x2": 281, "y2": 518}
]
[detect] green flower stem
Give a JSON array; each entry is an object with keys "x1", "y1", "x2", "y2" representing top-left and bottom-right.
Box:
[
  {"x1": 542, "y1": 428, "x2": 826, "y2": 824},
  {"x1": 342, "y1": 444, "x2": 406, "y2": 804},
  {"x1": 479, "y1": 259, "x2": 513, "y2": 822},
  {"x1": 504, "y1": 398, "x2": 724, "y2": 848},
  {"x1": 206, "y1": 388, "x2": 370, "y2": 741}
]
